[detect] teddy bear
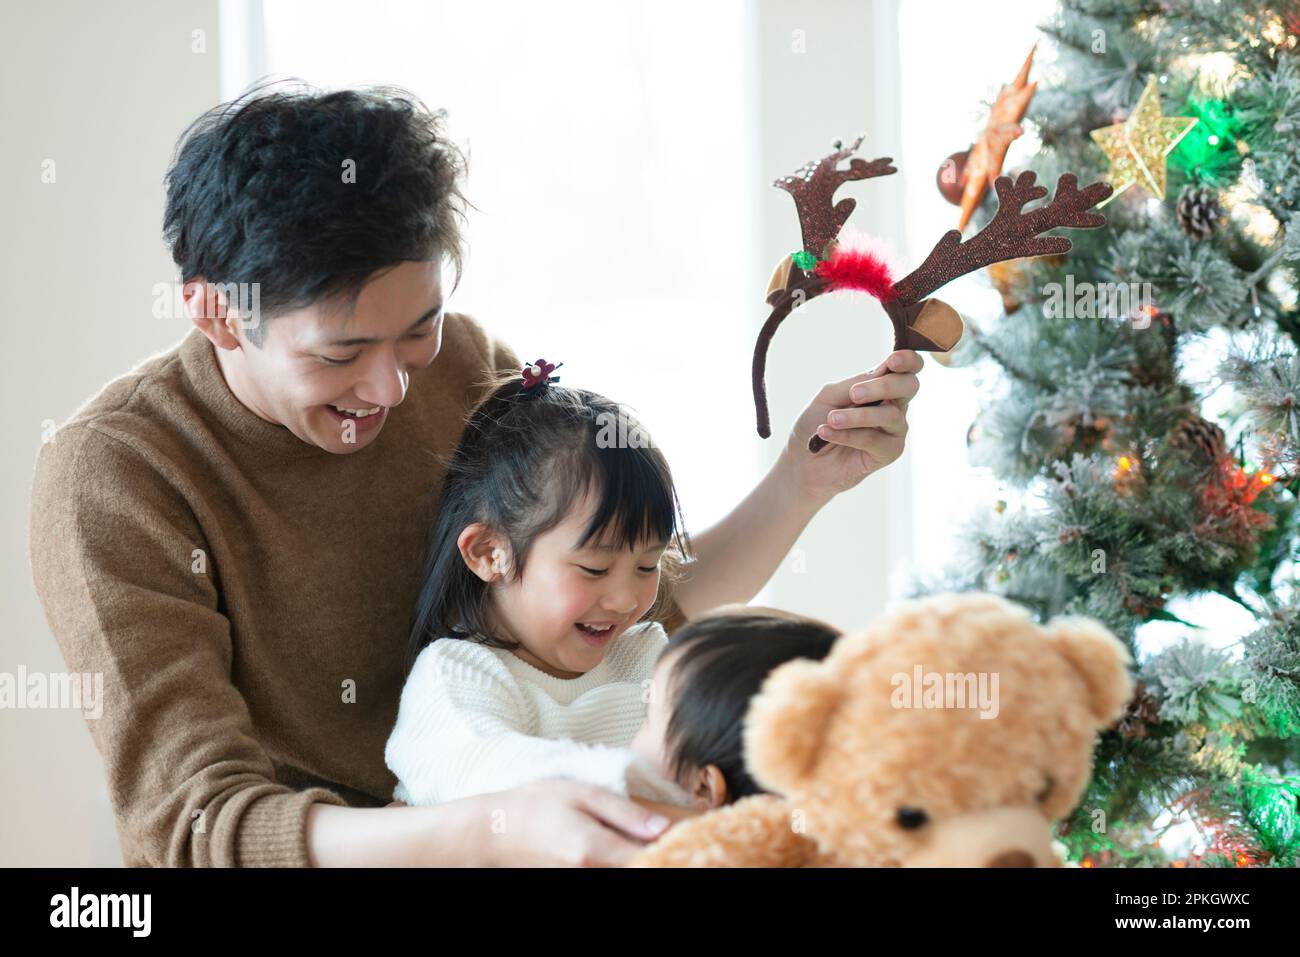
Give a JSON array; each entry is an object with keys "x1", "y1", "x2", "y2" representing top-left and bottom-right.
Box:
[{"x1": 629, "y1": 591, "x2": 1134, "y2": 867}]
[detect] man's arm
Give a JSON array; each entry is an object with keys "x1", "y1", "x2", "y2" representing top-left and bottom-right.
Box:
[
  {"x1": 30, "y1": 425, "x2": 349, "y2": 867},
  {"x1": 305, "y1": 780, "x2": 673, "y2": 867}
]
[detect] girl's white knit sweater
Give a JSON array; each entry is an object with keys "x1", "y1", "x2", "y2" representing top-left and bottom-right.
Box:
[{"x1": 385, "y1": 621, "x2": 691, "y2": 806}]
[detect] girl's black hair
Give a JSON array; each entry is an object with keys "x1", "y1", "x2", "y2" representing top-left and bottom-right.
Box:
[
  {"x1": 660, "y1": 609, "x2": 840, "y2": 803},
  {"x1": 406, "y1": 369, "x2": 691, "y2": 676}
]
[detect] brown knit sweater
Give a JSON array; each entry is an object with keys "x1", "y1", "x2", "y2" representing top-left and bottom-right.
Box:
[{"x1": 28, "y1": 314, "x2": 686, "y2": 867}]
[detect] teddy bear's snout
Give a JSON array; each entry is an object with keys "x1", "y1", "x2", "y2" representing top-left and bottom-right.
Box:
[
  {"x1": 987, "y1": 849, "x2": 1037, "y2": 867},
  {"x1": 901, "y1": 805, "x2": 1062, "y2": 868}
]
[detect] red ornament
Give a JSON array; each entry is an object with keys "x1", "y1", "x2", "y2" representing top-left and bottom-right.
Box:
[{"x1": 936, "y1": 149, "x2": 970, "y2": 205}]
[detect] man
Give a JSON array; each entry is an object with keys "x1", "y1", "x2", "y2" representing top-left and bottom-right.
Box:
[{"x1": 29, "y1": 84, "x2": 922, "y2": 867}]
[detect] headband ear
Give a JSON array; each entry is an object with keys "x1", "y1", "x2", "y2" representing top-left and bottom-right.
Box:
[{"x1": 892, "y1": 298, "x2": 965, "y2": 351}]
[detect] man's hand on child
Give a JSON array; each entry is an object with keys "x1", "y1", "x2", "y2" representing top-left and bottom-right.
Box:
[{"x1": 781, "y1": 349, "x2": 922, "y2": 503}]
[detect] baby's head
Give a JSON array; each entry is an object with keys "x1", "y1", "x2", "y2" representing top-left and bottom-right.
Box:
[
  {"x1": 408, "y1": 367, "x2": 690, "y2": 679},
  {"x1": 630, "y1": 607, "x2": 840, "y2": 809}
]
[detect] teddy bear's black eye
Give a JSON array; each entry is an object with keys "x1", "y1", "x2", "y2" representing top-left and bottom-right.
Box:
[
  {"x1": 1036, "y1": 775, "x2": 1055, "y2": 802},
  {"x1": 896, "y1": 807, "x2": 928, "y2": 830}
]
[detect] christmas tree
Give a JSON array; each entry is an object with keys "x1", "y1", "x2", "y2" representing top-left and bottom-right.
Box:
[{"x1": 922, "y1": 0, "x2": 1300, "y2": 866}]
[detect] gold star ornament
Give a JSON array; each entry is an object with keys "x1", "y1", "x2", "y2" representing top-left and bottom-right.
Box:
[{"x1": 1090, "y1": 76, "x2": 1198, "y2": 202}]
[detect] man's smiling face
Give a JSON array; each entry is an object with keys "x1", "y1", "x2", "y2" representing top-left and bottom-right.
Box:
[{"x1": 196, "y1": 260, "x2": 445, "y2": 454}]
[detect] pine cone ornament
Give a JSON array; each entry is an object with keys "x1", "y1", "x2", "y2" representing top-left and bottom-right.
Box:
[
  {"x1": 1116, "y1": 680, "x2": 1162, "y2": 738},
  {"x1": 1169, "y1": 413, "x2": 1228, "y2": 468},
  {"x1": 1123, "y1": 590, "x2": 1166, "y2": 618},
  {"x1": 1176, "y1": 185, "x2": 1223, "y2": 240}
]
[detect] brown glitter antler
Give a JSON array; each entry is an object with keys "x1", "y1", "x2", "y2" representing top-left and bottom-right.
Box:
[
  {"x1": 753, "y1": 156, "x2": 1114, "y2": 450},
  {"x1": 890, "y1": 171, "x2": 1113, "y2": 308},
  {"x1": 878, "y1": 171, "x2": 1114, "y2": 357},
  {"x1": 778, "y1": 134, "x2": 898, "y2": 259}
]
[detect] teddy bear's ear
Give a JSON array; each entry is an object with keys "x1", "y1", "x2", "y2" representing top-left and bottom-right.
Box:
[
  {"x1": 744, "y1": 658, "x2": 843, "y2": 793},
  {"x1": 1043, "y1": 615, "x2": 1136, "y2": 727}
]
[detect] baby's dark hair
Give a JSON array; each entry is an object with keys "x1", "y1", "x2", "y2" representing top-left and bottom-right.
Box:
[
  {"x1": 660, "y1": 608, "x2": 840, "y2": 803},
  {"x1": 406, "y1": 369, "x2": 691, "y2": 675}
]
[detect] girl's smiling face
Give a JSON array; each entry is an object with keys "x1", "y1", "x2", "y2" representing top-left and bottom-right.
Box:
[{"x1": 460, "y1": 486, "x2": 667, "y2": 680}]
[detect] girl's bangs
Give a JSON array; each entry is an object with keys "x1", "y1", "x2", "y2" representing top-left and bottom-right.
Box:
[{"x1": 572, "y1": 443, "x2": 682, "y2": 553}]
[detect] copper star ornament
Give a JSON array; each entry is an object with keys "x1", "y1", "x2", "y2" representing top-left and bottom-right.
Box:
[
  {"x1": 1090, "y1": 76, "x2": 1198, "y2": 202},
  {"x1": 957, "y1": 44, "x2": 1038, "y2": 231}
]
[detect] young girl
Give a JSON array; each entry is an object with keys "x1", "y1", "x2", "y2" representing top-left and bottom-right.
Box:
[
  {"x1": 628, "y1": 606, "x2": 841, "y2": 810},
  {"x1": 385, "y1": 359, "x2": 697, "y2": 806}
]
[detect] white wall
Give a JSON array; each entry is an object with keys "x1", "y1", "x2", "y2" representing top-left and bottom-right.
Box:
[{"x1": 0, "y1": 0, "x2": 222, "y2": 866}]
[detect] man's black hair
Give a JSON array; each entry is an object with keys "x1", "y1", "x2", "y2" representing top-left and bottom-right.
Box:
[{"x1": 163, "y1": 80, "x2": 467, "y2": 344}]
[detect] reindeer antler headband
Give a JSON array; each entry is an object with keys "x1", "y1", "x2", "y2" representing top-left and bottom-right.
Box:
[{"x1": 754, "y1": 135, "x2": 1114, "y2": 452}]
